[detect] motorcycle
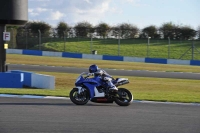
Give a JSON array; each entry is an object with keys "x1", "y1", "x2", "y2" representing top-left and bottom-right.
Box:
[{"x1": 70, "y1": 72, "x2": 133, "y2": 106}]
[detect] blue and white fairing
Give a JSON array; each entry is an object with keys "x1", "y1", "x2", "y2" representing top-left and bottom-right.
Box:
[{"x1": 75, "y1": 72, "x2": 104, "y2": 99}]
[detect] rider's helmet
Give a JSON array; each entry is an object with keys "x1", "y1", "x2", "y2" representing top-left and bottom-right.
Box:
[{"x1": 89, "y1": 64, "x2": 98, "y2": 73}]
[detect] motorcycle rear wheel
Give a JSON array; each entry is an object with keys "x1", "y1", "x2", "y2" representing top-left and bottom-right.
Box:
[
  {"x1": 115, "y1": 88, "x2": 133, "y2": 106},
  {"x1": 70, "y1": 88, "x2": 89, "y2": 105}
]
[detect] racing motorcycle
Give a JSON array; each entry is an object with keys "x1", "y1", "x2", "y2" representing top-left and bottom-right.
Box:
[{"x1": 70, "y1": 72, "x2": 133, "y2": 106}]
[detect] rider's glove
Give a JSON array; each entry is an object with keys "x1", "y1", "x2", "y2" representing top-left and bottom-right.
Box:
[
  {"x1": 87, "y1": 73, "x2": 94, "y2": 76},
  {"x1": 104, "y1": 77, "x2": 112, "y2": 81}
]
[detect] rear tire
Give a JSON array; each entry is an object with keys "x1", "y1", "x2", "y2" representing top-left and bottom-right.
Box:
[
  {"x1": 70, "y1": 88, "x2": 90, "y2": 105},
  {"x1": 115, "y1": 88, "x2": 133, "y2": 106}
]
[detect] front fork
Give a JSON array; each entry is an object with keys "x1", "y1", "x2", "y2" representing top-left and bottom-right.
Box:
[{"x1": 76, "y1": 86, "x2": 84, "y2": 94}]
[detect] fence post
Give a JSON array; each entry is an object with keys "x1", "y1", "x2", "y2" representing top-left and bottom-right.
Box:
[
  {"x1": 11, "y1": 28, "x2": 14, "y2": 48},
  {"x1": 112, "y1": 30, "x2": 121, "y2": 56},
  {"x1": 168, "y1": 37, "x2": 170, "y2": 59},
  {"x1": 77, "y1": 33, "x2": 79, "y2": 52},
  {"x1": 192, "y1": 40, "x2": 194, "y2": 60},
  {"x1": 90, "y1": 34, "x2": 93, "y2": 54},
  {"x1": 63, "y1": 31, "x2": 66, "y2": 52},
  {"x1": 38, "y1": 29, "x2": 41, "y2": 50},
  {"x1": 26, "y1": 30, "x2": 28, "y2": 49},
  {"x1": 118, "y1": 32, "x2": 121, "y2": 56},
  {"x1": 147, "y1": 37, "x2": 151, "y2": 57}
]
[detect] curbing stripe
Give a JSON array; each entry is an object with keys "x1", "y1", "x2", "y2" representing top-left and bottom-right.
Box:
[
  {"x1": 0, "y1": 94, "x2": 21, "y2": 98},
  {"x1": 21, "y1": 95, "x2": 46, "y2": 99},
  {"x1": 0, "y1": 94, "x2": 200, "y2": 106},
  {"x1": 45, "y1": 96, "x2": 69, "y2": 99},
  {"x1": 133, "y1": 100, "x2": 200, "y2": 106}
]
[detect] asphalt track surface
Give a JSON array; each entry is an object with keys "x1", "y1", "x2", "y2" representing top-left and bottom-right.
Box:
[
  {"x1": 3, "y1": 64, "x2": 200, "y2": 133},
  {"x1": 8, "y1": 64, "x2": 200, "y2": 80},
  {"x1": 0, "y1": 97, "x2": 200, "y2": 133}
]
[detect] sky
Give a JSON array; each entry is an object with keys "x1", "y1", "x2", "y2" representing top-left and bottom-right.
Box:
[{"x1": 28, "y1": 0, "x2": 200, "y2": 29}]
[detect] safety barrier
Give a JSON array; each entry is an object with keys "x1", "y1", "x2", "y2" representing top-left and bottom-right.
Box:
[
  {"x1": 6, "y1": 49, "x2": 200, "y2": 66},
  {"x1": 0, "y1": 70, "x2": 55, "y2": 89},
  {"x1": 0, "y1": 72, "x2": 23, "y2": 88}
]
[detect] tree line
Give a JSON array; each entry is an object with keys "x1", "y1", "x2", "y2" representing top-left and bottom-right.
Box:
[{"x1": 8, "y1": 21, "x2": 200, "y2": 40}]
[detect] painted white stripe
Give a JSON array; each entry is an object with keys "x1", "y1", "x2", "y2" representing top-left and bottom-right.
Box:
[
  {"x1": 0, "y1": 94, "x2": 20, "y2": 97},
  {"x1": 44, "y1": 96, "x2": 69, "y2": 99},
  {"x1": 133, "y1": 100, "x2": 200, "y2": 106},
  {"x1": 21, "y1": 95, "x2": 45, "y2": 99},
  {"x1": 6, "y1": 49, "x2": 23, "y2": 54},
  {"x1": 82, "y1": 54, "x2": 103, "y2": 60},
  {"x1": 123, "y1": 57, "x2": 145, "y2": 62},
  {"x1": 42, "y1": 51, "x2": 62, "y2": 57},
  {"x1": 167, "y1": 59, "x2": 190, "y2": 65}
]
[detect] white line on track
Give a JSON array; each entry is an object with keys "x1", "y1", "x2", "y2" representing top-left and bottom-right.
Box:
[{"x1": 1, "y1": 94, "x2": 200, "y2": 106}]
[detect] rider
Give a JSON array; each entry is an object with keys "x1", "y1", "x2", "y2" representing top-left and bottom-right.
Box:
[{"x1": 88, "y1": 64, "x2": 118, "y2": 91}]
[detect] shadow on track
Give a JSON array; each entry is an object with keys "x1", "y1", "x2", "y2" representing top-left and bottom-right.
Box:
[
  {"x1": 0, "y1": 102, "x2": 72, "y2": 106},
  {"x1": 0, "y1": 102, "x2": 118, "y2": 107}
]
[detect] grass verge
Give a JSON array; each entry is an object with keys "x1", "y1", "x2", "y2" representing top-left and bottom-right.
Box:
[
  {"x1": 7, "y1": 54, "x2": 200, "y2": 73},
  {"x1": 25, "y1": 38, "x2": 200, "y2": 60},
  {"x1": 0, "y1": 72, "x2": 200, "y2": 103}
]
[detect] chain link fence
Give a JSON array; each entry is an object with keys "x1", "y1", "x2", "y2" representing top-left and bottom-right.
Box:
[{"x1": 6, "y1": 28, "x2": 200, "y2": 60}]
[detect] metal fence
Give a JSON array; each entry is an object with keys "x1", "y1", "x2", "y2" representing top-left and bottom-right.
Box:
[{"x1": 6, "y1": 29, "x2": 200, "y2": 60}]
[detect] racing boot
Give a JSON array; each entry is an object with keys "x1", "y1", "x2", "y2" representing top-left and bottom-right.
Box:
[{"x1": 109, "y1": 86, "x2": 118, "y2": 92}]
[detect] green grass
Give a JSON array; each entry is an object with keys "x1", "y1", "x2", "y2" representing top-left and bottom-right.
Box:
[
  {"x1": 24, "y1": 37, "x2": 200, "y2": 60},
  {"x1": 2, "y1": 54, "x2": 200, "y2": 103},
  {"x1": 7, "y1": 54, "x2": 200, "y2": 73},
  {"x1": 0, "y1": 72, "x2": 200, "y2": 103}
]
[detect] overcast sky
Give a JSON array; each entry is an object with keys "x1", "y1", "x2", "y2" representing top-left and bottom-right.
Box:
[{"x1": 28, "y1": 0, "x2": 200, "y2": 29}]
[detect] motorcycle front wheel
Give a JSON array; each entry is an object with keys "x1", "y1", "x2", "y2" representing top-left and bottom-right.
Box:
[
  {"x1": 70, "y1": 88, "x2": 90, "y2": 105},
  {"x1": 115, "y1": 88, "x2": 133, "y2": 106}
]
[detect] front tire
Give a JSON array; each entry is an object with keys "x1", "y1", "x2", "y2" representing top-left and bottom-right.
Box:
[
  {"x1": 70, "y1": 88, "x2": 90, "y2": 105},
  {"x1": 115, "y1": 88, "x2": 133, "y2": 106}
]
